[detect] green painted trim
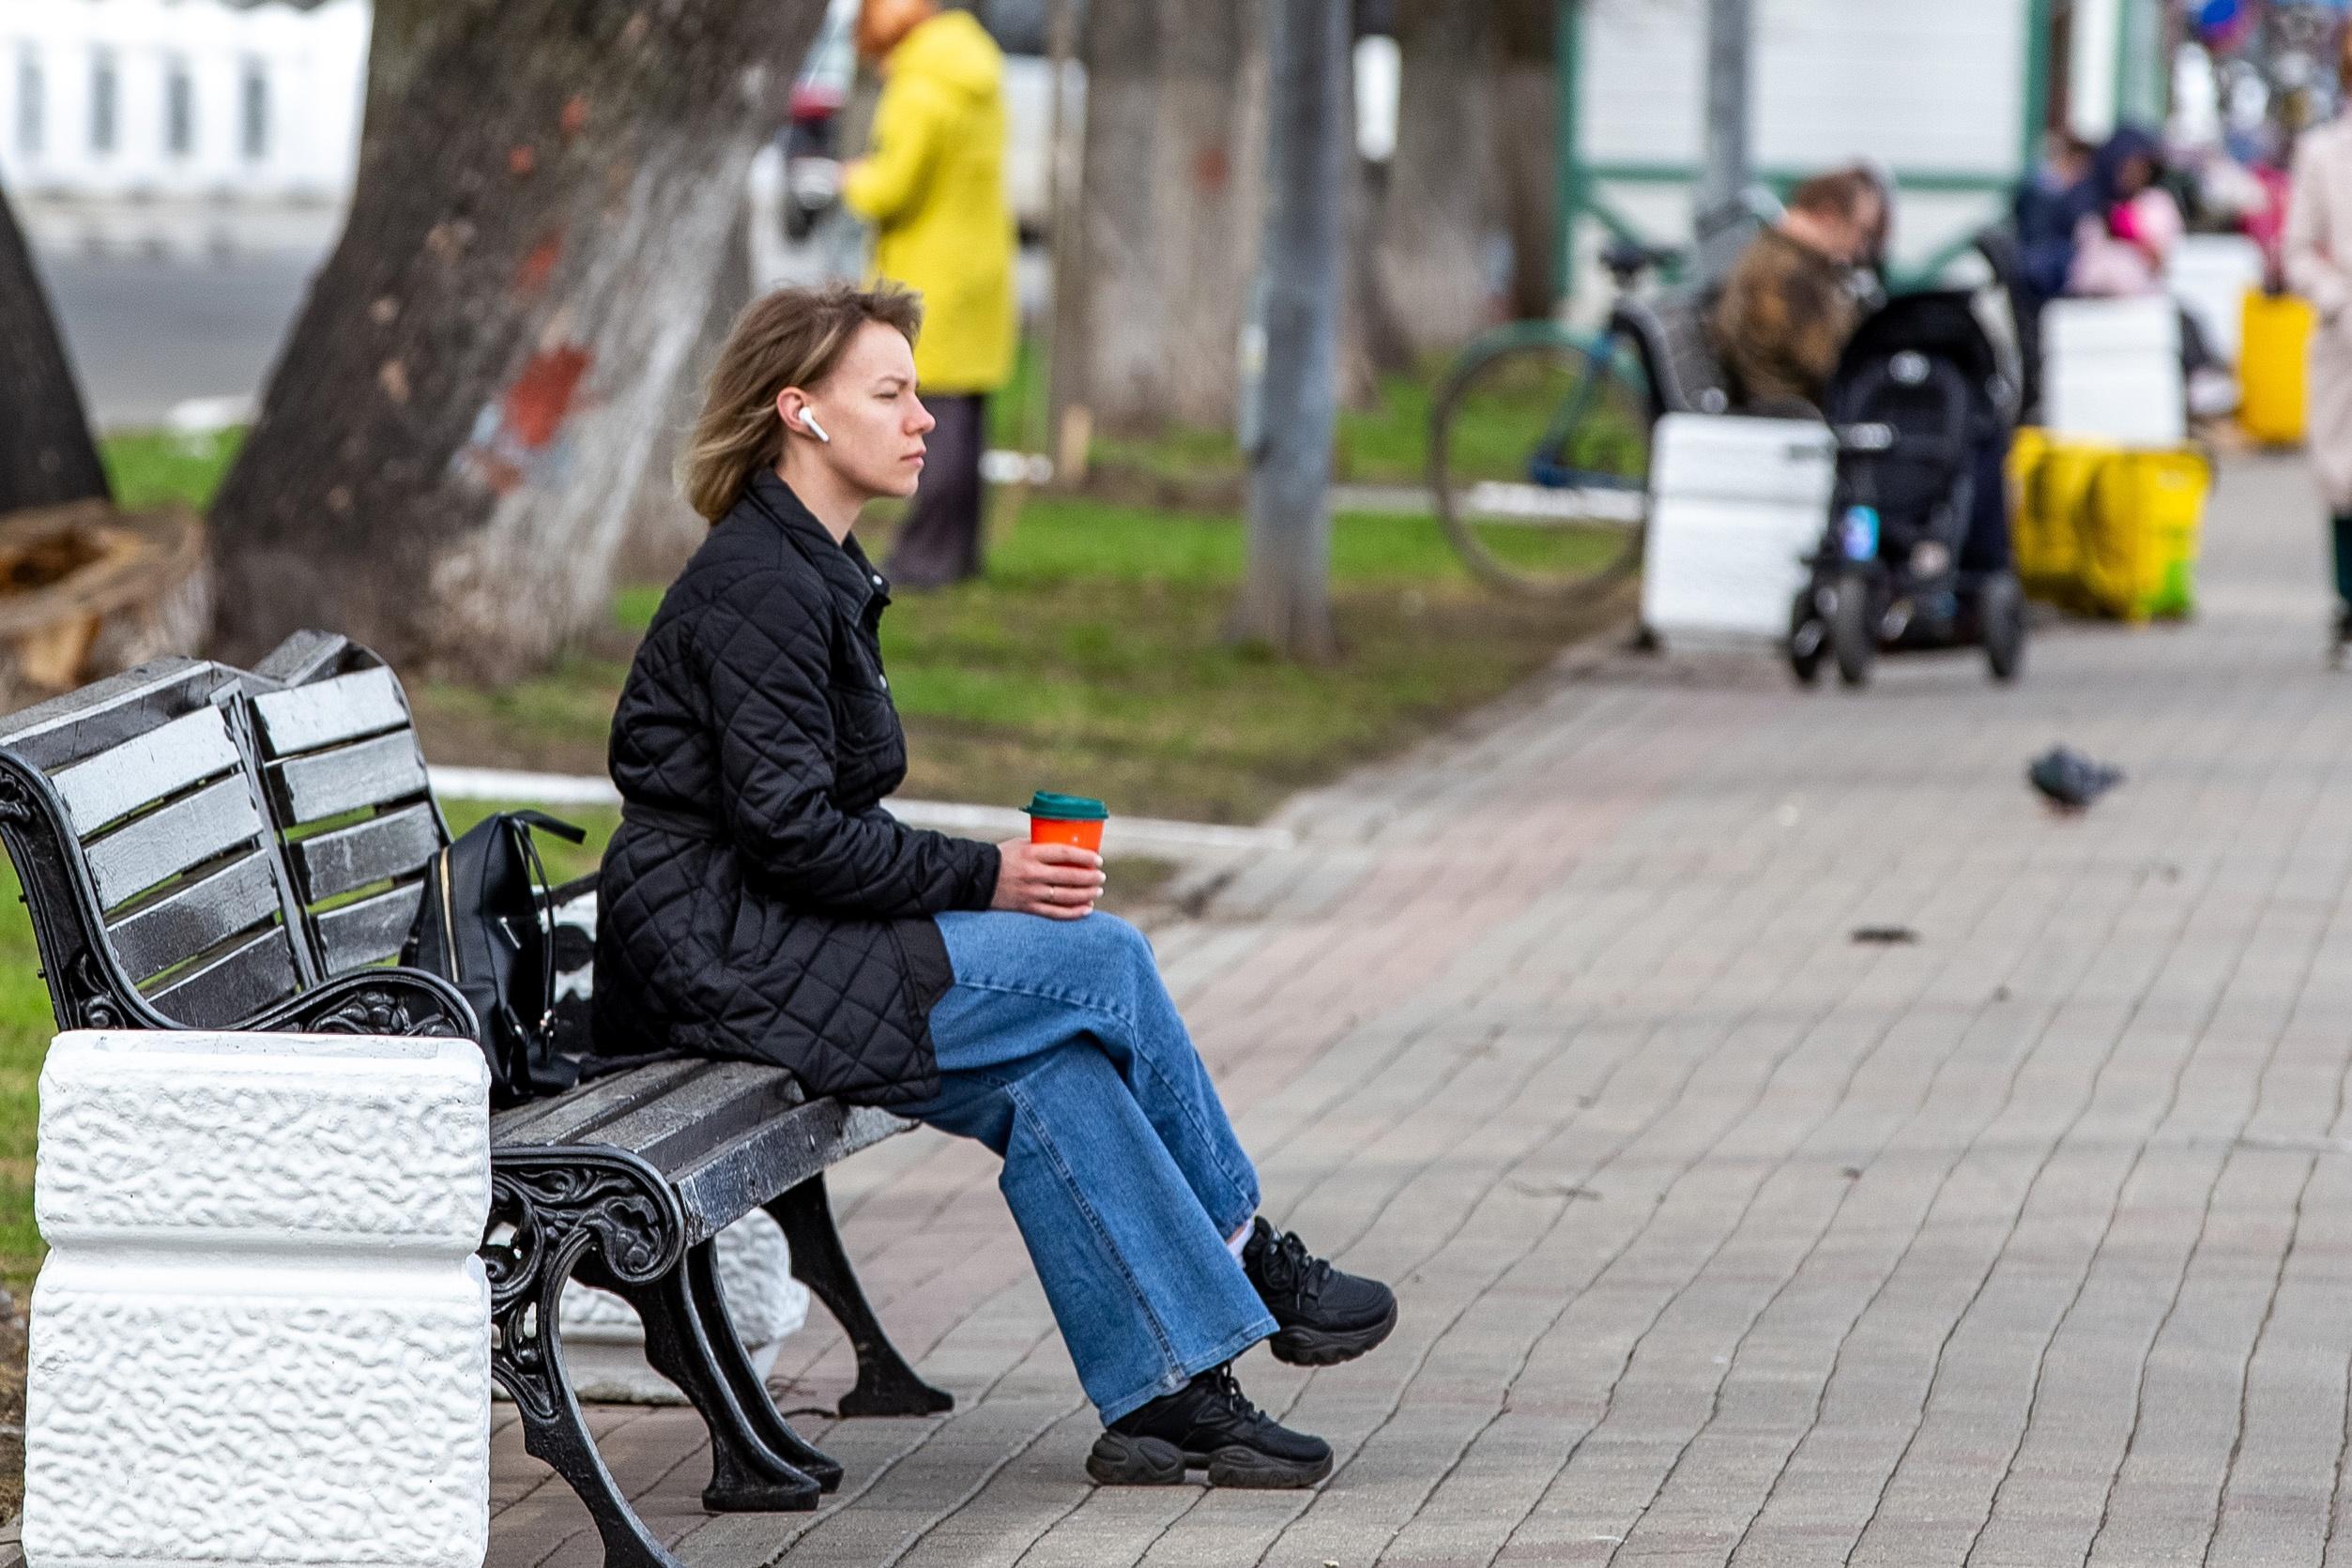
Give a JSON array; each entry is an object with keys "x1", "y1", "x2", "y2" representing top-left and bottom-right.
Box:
[
  {"x1": 1582, "y1": 191, "x2": 1650, "y2": 248},
  {"x1": 1586, "y1": 161, "x2": 2017, "y2": 193},
  {"x1": 2113, "y1": 0, "x2": 2133, "y2": 126},
  {"x1": 1553, "y1": 0, "x2": 1581, "y2": 306},
  {"x1": 2021, "y1": 0, "x2": 2055, "y2": 170}
]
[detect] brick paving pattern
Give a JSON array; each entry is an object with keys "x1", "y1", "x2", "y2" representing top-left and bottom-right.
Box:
[{"x1": 490, "y1": 455, "x2": 2352, "y2": 1566}]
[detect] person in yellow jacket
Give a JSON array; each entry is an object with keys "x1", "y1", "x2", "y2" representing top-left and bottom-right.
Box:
[{"x1": 844, "y1": 0, "x2": 1017, "y2": 587}]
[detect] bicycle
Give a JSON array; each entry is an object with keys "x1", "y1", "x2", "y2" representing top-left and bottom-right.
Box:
[{"x1": 1425, "y1": 238, "x2": 1697, "y2": 600}]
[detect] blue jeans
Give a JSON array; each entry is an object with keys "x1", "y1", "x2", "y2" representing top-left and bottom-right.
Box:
[{"x1": 899, "y1": 911, "x2": 1276, "y2": 1423}]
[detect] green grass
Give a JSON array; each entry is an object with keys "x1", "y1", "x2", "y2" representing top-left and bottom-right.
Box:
[
  {"x1": 1086, "y1": 369, "x2": 1446, "y2": 491},
  {"x1": 99, "y1": 428, "x2": 244, "y2": 511},
  {"x1": 0, "y1": 858, "x2": 44, "y2": 1298},
  {"x1": 978, "y1": 339, "x2": 1541, "y2": 492}
]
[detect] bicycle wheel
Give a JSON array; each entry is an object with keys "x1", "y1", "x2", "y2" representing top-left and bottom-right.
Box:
[{"x1": 1428, "y1": 322, "x2": 1653, "y2": 599}]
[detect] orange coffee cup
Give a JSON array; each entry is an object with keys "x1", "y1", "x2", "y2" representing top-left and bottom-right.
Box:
[{"x1": 1025, "y1": 791, "x2": 1107, "y2": 854}]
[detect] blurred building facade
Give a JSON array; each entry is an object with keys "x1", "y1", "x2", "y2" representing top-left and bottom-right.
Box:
[
  {"x1": 1563, "y1": 0, "x2": 2174, "y2": 311},
  {"x1": 0, "y1": 0, "x2": 366, "y2": 206}
]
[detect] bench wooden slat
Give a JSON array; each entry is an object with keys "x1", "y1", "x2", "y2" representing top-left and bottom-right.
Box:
[
  {"x1": 293, "y1": 803, "x2": 441, "y2": 903},
  {"x1": 272, "y1": 731, "x2": 429, "y2": 825},
  {"x1": 84, "y1": 777, "x2": 266, "y2": 910},
  {"x1": 105, "y1": 851, "x2": 283, "y2": 984},
  {"x1": 251, "y1": 667, "x2": 409, "y2": 759},
  {"x1": 491, "y1": 1058, "x2": 710, "y2": 1146},
  {"x1": 250, "y1": 631, "x2": 350, "y2": 690},
  {"x1": 601, "y1": 1063, "x2": 807, "y2": 1167},
  {"x1": 0, "y1": 658, "x2": 220, "y2": 772},
  {"x1": 145, "y1": 925, "x2": 300, "y2": 1028},
  {"x1": 51, "y1": 708, "x2": 243, "y2": 837},
  {"x1": 665, "y1": 1103, "x2": 908, "y2": 1246},
  {"x1": 314, "y1": 882, "x2": 423, "y2": 972}
]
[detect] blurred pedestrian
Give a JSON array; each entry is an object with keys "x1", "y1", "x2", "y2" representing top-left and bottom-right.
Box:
[
  {"x1": 2284, "y1": 26, "x2": 2352, "y2": 659},
  {"x1": 843, "y1": 0, "x2": 1016, "y2": 587},
  {"x1": 2068, "y1": 127, "x2": 2183, "y2": 297},
  {"x1": 2013, "y1": 131, "x2": 2098, "y2": 309},
  {"x1": 1711, "y1": 167, "x2": 1886, "y2": 413}
]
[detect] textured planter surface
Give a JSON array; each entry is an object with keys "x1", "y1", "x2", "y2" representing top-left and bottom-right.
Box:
[{"x1": 25, "y1": 1030, "x2": 491, "y2": 1568}]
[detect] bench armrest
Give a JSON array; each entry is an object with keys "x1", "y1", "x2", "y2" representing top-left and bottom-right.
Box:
[{"x1": 252, "y1": 967, "x2": 480, "y2": 1040}]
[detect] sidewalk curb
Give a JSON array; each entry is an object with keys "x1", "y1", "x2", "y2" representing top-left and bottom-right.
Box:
[{"x1": 425, "y1": 768, "x2": 1293, "y2": 861}]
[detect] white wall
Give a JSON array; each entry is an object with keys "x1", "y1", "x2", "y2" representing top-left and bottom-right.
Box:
[
  {"x1": 1569, "y1": 0, "x2": 2034, "y2": 314},
  {"x1": 0, "y1": 0, "x2": 368, "y2": 202},
  {"x1": 1581, "y1": 0, "x2": 2030, "y2": 175}
]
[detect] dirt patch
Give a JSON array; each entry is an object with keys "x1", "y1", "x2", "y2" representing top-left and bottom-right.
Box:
[{"x1": 0, "y1": 1290, "x2": 24, "y2": 1520}]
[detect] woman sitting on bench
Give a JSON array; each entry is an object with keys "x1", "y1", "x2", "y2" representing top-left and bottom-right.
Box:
[{"x1": 593, "y1": 282, "x2": 1397, "y2": 1490}]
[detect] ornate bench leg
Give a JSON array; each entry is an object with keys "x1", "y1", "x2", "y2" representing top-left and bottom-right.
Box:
[
  {"x1": 765, "y1": 1173, "x2": 954, "y2": 1418},
  {"x1": 684, "y1": 1241, "x2": 844, "y2": 1491},
  {"x1": 487, "y1": 1152, "x2": 692, "y2": 1568},
  {"x1": 492, "y1": 1226, "x2": 682, "y2": 1568},
  {"x1": 593, "y1": 1248, "x2": 823, "y2": 1515}
]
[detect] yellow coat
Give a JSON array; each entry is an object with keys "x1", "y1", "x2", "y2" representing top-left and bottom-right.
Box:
[{"x1": 843, "y1": 10, "x2": 1018, "y2": 395}]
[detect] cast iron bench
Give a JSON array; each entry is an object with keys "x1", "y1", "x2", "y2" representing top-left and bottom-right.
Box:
[{"x1": 0, "y1": 632, "x2": 949, "y2": 1568}]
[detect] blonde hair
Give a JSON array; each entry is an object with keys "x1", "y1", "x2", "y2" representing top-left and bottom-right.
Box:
[{"x1": 679, "y1": 282, "x2": 924, "y2": 523}]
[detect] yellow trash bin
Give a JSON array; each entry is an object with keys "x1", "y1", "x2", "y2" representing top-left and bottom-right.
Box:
[
  {"x1": 2010, "y1": 431, "x2": 2103, "y2": 607},
  {"x1": 2078, "y1": 449, "x2": 2212, "y2": 620},
  {"x1": 2240, "y1": 289, "x2": 2314, "y2": 447}
]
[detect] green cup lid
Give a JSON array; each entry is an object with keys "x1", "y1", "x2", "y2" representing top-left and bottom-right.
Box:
[{"x1": 1024, "y1": 791, "x2": 1107, "y2": 821}]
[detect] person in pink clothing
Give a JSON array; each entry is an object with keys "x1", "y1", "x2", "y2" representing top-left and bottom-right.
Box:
[
  {"x1": 2283, "y1": 28, "x2": 2352, "y2": 659},
  {"x1": 2069, "y1": 127, "x2": 2185, "y2": 297}
]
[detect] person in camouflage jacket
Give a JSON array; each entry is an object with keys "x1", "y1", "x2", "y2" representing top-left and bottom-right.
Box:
[{"x1": 1712, "y1": 168, "x2": 1886, "y2": 413}]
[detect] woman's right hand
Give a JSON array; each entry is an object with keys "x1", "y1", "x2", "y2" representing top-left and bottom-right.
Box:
[{"x1": 991, "y1": 839, "x2": 1105, "y2": 920}]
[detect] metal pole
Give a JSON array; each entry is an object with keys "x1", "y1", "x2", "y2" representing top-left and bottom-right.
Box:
[
  {"x1": 1231, "y1": 0, "x2": 1345, "y2": 661},
  {"x1": 1030, "y1": 0, "x2": 1078, "y2": 490},
  {"x1": 1691, "y1": 0, "x2": 1752, "y2": 286}
]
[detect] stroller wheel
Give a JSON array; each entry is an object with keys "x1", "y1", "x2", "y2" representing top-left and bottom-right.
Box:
[
  {"x1": 1980, "y1": 573, "x2": 2026, "y2": 683},
  {"x1": 1788, "y1": 592, "x2": 1826, "y2": 687},
  {"x1": 1831, "y1": 570, "x2": 1875, "y2": 688}
]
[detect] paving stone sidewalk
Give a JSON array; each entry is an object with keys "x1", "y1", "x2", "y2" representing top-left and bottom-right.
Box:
[{"x1": 492, "y1": 455, "x2": 2352, "y2": 1567}]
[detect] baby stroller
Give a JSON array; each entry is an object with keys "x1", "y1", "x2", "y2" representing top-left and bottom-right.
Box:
[{"x1": 1788, "y1": 290, "x2": 2025, "y2": 688}]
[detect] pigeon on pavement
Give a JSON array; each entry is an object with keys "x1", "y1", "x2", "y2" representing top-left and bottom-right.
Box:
[{"x1": 2028, "y1": 746, "x2": 2124, "y2": 811}]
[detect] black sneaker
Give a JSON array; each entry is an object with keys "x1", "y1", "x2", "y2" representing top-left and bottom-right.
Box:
[
  {"x1": 1086, "y1": 1362, "x2": 1333, "y2": 1488},
  {"x1": 1243, "y1": 1217, "x2": 1398, "y2": 1366}
]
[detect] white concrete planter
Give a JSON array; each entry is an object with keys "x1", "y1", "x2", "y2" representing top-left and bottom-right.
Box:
[{"x1": 24, "y1": 1029, "x2": 493, "y2": 1568}]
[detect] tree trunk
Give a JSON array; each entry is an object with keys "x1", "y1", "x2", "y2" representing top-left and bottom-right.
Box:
[
  {"x1": 0, "y1": 185, "x2": 109, "y2": 515},
  {"x1": 1233, "y1": 0, "x2": 1346, "y2": 662},
  {"x1": 208, "y1": 0, "x2": 823, "y2": 680},
  {"x1": 1368, "y1": 0, "x2": 1499, "y2": 365},
  {"x1": 612, "y1": 201, "x2": 752, "y2": 587},
  {"x1": 359, "y1": 0, "x2": 455, "y2": 160},
  {"x1": 1493, "y1": 0, "x2": 1558, "y2": 320},
  {"x1": 1052, "y1": 0, "x2": 1262, "y2": 439}
]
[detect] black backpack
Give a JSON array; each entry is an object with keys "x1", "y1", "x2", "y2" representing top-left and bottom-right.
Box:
[{"x1": 403, "y1": 810, "x2": 588, "y2": 1107}]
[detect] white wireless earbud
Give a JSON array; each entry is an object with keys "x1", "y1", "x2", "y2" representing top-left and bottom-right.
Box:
[{"x1": 800, "y1": 411, "x2": 832, "y2": 445}]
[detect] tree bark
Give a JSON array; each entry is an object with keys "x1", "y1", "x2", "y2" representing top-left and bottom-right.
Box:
[
  {"x1": 358, "y1": 0, "x2": 455, "y2": 160},
  {"x1": 612, "y1": 201, "x2": 752, "y2": 587},
  {"x1": 208, "y1": 0, "x2": 823, "y2": 680},
  {"x1": 1052, "y1": 0, "x2": 1263, "y2": 439},
  {"x1": 0, "y1": 184, "x2": 109, "y2": 515},
  {"x1": 1367, "y1": 0, "x2": 1500, "y2": 365},
  {"x1": 1493, "y1": 0, "x2": 1559, "y2": 320}
]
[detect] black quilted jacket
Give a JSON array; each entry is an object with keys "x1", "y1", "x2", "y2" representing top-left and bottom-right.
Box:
[{"x1": 591, "y1": 471, "x2": 1001, "y2": 1106}]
